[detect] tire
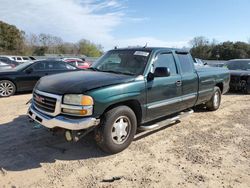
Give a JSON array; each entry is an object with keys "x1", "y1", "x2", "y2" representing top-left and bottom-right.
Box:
[
  {"x1": 0, "y1": 80, "x2": 16, "y2": 97},
  {"x1": 205, "y1": 86, "x2": 221, "y2": 111},
  {"x1": 95, "y1": 106, "x2": 137, "y2": 154},
  {"x1": 241, "y1": 80, "x2": 250, "y2": 94}
]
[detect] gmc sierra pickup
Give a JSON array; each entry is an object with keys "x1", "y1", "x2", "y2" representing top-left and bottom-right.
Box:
[{"x1": 28, "y1": 47, "x2": 230, "y2": 154}]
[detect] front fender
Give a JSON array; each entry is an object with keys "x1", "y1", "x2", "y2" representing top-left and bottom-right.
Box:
[{"x1": 87, "y1": 81, "x2": 146, "y2": 117}]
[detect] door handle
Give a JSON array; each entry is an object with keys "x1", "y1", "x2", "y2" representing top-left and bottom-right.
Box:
[{"x1": 176, "y1": 80, "x2": 182, "y2": 86}]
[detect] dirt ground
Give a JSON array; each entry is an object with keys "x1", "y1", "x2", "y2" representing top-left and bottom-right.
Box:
[{"x1": 0, "y1": 93, "x2": 249, "y2": 188}]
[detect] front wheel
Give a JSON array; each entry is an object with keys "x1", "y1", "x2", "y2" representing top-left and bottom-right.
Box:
[
  {"x1": 95, "y1": 106, "x2": 137, "y2": 154},
  {"x1": 205, "y1": 86, "x2": 221, "y2": 111},
  {"x1": 0, "y1": 80, "x2": 16, "y2": 97}
]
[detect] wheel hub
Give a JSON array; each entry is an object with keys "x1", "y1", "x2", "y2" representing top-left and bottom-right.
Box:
[
  {"x1": 111, "y1": 116, "x2": 130, "y2": 144},
  {"x1": 0, "y1": 82, "x2": 14, "y2": 96}
]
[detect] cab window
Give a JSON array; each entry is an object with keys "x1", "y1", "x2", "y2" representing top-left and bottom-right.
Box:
[
  {"x1": 177, "y1": 53, "x2": 194, "y2": 73},
  {"x1": 154, "y1": 53, "x2": 177, "y2": 75}
]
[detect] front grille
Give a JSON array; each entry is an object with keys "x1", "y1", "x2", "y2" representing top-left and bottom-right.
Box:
[{"x1": 33, "y1": 92, "x2": 57, "y2": 113}]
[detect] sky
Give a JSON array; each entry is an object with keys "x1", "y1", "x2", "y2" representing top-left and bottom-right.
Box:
[{"x1": 0, "y1": 0, "x2": 250, "y2": 50}]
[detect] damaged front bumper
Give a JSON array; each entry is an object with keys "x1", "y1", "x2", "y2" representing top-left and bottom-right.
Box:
[{"x1": 28, "y1": 105, "x2": 100, "y2": 130}]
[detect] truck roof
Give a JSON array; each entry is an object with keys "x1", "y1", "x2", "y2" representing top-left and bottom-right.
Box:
[{"x1": 112, "y1": 47, "x2": 189, "y2": 53}]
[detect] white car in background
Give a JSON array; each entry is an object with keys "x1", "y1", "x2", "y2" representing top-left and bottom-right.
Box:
[
  {"x1": 0, "y1": 61, "x2": 12, "y2": 70},
  {"x1": 11, "y1": 56, "x2": 31, "y2": 63},
  {"x1": 194, "y1": 58, "x2": 209, "y2": 68},
  {"x1": 1, "y1": 56, "x2": 32, "y2": 63}
]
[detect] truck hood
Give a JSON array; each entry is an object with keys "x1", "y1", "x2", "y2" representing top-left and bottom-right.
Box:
[
  {"x1": 229, "y1": 70, "x2": 250, "y2": 76},
  {"x1": 36, "y1": 70, "x2": 136, "y2": 95}
]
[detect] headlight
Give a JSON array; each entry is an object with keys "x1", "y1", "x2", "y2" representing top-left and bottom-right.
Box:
[
  {"x1": 63, "y1": 94, "x2": 94, "y2": 106},
  {"x1": 62, "y1": 94, "x2": 94, "y2": 116}
]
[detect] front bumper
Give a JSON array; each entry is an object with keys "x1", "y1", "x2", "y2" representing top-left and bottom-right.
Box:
[{"x1": 28, "y1": 105, "x2": 100, "y2": 130}]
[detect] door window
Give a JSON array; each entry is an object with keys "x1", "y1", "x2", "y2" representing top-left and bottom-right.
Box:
[
  {"x1": 154, "y1": 53, "x2": 177, "y2": 75},
  {"x1": 46, "y1": 61, "x2": 76, "y2": 70},
  {"x1": 32, "y1": 62, "x2": 46, "y2": 71},
  {"x1": 177, "y1": 54, "x2": 194, "y2": 73}
]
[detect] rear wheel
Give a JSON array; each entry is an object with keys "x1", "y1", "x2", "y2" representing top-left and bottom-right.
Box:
[
  {"x1": 0, "y1": 80, "x2": 16, "y2": 97},
  {"x1": 95, "y1": 106, "x2": 137, "y2": 154},
  {"x1": 240, "y1": 80, "x2": 250, "y2": 94},
  {"x1": 205, "y1": 86, "x2": 221, "y2": 111}
]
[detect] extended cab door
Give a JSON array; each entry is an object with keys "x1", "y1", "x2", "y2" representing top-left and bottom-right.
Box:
[
  {"x1": 146, "y1": 51, "x2": 182, "y2": 120},
  {"x1": 175, "y1": 52, "x2": 199, "y2": 109}
]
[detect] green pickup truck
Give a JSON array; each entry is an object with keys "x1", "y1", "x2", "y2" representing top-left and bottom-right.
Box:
[{"x1": 28, "y1": 47, "x2": 230, "y2": 153}]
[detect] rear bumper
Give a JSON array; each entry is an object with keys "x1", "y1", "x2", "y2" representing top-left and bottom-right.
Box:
[{"x1": 28, "y1": 105, "x2": 100, "y2": 130}]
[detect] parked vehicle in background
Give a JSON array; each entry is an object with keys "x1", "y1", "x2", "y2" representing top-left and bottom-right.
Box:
[
  {"x1": 63, "y1": 58, "x2": 90, "y2": 69},
  {"x1": 205, "y1": 60, "x2": 227, "y2": 68},
  {"x1": 0, "y1": 56, "x2": 19, "y2": 67},
  {"x1": 225, "y1": 59, "x2": 250, "y2": 94},
  {"x1": 0, "y1": 62, "x2": 12, "y2": 70},
  {"x1": 28, "y1": 47, "x2": 230, "y2": 154},
  {"x1": 0, "y1": 59, "x2": 78, "y2": 97},
  {"x1": 29, "y1": 56, "x2": 36, "y2": 60},
  {"x1": 194, "y1": 58, "x2": 208, "y2": 68},
  {"x1": 12, "y1": 56, "x2": 32, "y2": 63}
]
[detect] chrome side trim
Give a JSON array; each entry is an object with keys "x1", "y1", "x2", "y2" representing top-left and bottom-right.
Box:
[
  {"x1": 33, "y1": 90, "x2": 62, "y2": 117},
  {"x1": 198, "y1": 88, "x2": 213, "y2": 94},
  {"x1": 201, "y1": 79, "x2": 214, "y2": 84},
  {"x1": 182, "y1": 94, "x2": 196, "y2": 101},
  {"x1": 148, "y1": 97, "x2": 182, "y2": 109},
  {"x1": 147, "y1": 93, "x2": 197, "y2": 109}
]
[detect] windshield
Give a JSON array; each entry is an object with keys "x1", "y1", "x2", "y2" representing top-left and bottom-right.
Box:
[
  {"x1": 227, "y1": 60, "x2": 250, "y2": 71},
  {"x1": 91, "y1": 49, "x2": 151, "y2": 75},
  {"x1": 14, "y1": 62, "x2": 33, "y2": 71}
]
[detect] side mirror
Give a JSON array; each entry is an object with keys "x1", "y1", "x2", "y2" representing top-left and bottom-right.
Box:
[
  {"x1": 154, "y1": 67, "x2": 170, "y2": 77},
  {"x1": 25, "y1": 67, "x2": 33, "y2": 74}
]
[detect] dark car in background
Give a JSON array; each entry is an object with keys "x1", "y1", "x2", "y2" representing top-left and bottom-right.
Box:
[
  {"x1": 0, "y1": 59, "x2": 78, "y2": 97},
  {"x1": 226, "y1": 59, "x2": 250, "y2": 94}
]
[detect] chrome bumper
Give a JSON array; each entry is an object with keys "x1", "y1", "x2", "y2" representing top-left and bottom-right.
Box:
[{"x1": 28, "y1": 105, "x2": 100, "y2": 130}]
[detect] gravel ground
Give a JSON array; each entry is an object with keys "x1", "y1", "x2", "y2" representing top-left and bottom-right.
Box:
[{"x1": 0, "y1": 93, "x2": 249, "y2": 188}]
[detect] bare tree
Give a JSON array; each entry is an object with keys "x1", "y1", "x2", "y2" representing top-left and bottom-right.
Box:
[{"x1": 189, "y1": 36, "x2": 209, "y2": 48}]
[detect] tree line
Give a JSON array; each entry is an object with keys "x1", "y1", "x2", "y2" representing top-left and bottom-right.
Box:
[
  {"x1": 1, "y1": 20, "x2": 250, "y2": 60},
  {"x1": 190, "y1": 36, "x2": 250, "y2": 60},
  {"x1": 0, "y1": 21, "x2": 103, "y2": 57}
]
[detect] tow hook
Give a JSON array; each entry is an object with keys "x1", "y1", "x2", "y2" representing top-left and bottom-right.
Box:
[{"x1": 64, "y1": 127, "x2": 95, "y2": 142}]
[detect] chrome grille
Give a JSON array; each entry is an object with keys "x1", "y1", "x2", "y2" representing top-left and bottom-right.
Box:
[{"x1": 33, "y1": 92, "x2": 57, "y2": 113}]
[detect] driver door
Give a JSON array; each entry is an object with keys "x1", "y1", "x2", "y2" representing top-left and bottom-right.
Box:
[
  {"x1": 146, "y1": 52, "x2": 182, "y2": 121},
  {"x1": 17, "y1": 61, "x2": 48, "y2": 91}
]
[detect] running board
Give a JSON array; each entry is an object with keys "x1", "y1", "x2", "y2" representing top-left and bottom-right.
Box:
[{"x1": 138, "y1": 109, "x2": 194, "y2": 131}]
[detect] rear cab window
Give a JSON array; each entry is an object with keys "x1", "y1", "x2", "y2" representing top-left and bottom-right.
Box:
[{"x1": 176, "y1": 52, "x2": 194, "y2": 74}]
